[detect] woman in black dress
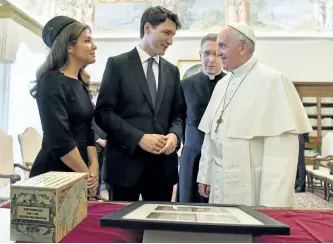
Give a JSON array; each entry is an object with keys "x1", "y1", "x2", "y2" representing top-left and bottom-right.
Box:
[{"x1": 29, "y1": 16, "x2": 98, "y2": 193}]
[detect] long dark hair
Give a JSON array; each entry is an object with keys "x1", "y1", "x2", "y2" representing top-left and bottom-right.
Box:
[{"x1": 30, "y1": 22, "x2": 91, "y2": 98}]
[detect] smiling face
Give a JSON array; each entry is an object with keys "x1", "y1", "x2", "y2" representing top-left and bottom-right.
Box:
[
  {"x1": 217, "y1": 26, "x2": 250, "y2": 71},
  {"x1": 69, "y1": 28, "x2": 97, "y2": 66},
  {"x1": 144, "y1": 18, "x2": 176, "y2": 56},
  {"x1": 200, "y1": 40, "x2": 222, "y2": 75}
]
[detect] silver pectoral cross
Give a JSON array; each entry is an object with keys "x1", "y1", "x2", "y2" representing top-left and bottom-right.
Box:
[{"x1": 215, "y1": 117, "x2": 223, "y2": 133}]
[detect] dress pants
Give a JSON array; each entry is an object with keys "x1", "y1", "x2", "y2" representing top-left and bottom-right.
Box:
[{"x1": 108, "y1": 159, "x2": 173, "y2": 201}]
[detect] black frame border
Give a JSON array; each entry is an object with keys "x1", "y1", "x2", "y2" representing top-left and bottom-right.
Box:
[{"x1": 100, "y1": 201, "x2": 290, "y2": 236}]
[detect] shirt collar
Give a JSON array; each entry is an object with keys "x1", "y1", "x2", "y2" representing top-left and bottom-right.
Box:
[
  {"x1": 231, "y1": 56, "x2": 257, "y2": 76},
  {"x1": 136, "y1": 45, "x2": 160, "y2": 64}
]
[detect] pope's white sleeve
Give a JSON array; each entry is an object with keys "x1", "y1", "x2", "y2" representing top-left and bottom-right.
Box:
[
  {"x1": 197, "y1": 133, "x2": 214, "y2": 185},
  {"x1": 260, "y1": 133, "x2": 298, "y2": 207}
]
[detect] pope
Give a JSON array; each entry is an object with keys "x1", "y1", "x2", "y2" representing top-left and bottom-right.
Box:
[{"x1": 197, "y1": 22, "x2": 312, "y2": 207}]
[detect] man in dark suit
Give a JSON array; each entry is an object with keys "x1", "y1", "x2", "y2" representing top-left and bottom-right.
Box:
[
  {"x1": 178, "y1": 33, "x2": 225, "y2": 203},
  {"x1": 90, "y1": 97, "x2": 107, "y2": 196},
  {"x1": 92, "y1": 113, "x2": 106, "y2": 195},
  {"x1": 95, "y1": 6, "x2": 184, "y2": 202},
  {"x1": 295, "y1": 133, "x2": 309, "y2": 193}
]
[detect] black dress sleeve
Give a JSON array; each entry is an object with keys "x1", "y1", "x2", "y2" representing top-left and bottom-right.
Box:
[
  {"x1": 37, "y1": 74, "x2": 77, "y2": 158},
  {"x1": 87, "y1": 121, "x2": 96, "y2": 147}
]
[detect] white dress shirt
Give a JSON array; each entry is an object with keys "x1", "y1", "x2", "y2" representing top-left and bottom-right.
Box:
[{"x1": 136, "y1": 45, "x2": 160, "y2": 89}]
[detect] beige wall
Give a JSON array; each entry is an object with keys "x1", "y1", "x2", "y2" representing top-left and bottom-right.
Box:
[{"x1": 87, "y1": 35, "x2": 333, "y2": 83}]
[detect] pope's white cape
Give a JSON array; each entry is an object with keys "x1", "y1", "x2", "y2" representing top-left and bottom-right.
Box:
[
  {"x1": 197, "y1": 58, "x2": 313, "y2": 207},
  {"x1": 198, "y1": 61, "x2": 312, "y2": 138}
]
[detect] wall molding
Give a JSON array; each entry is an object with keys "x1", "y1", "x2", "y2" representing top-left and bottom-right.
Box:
[
  {"x1": 93, "y1": 30, "x2": 333, "y2": 42},
  {"x1": 0, "y1": 3, "x2": 42, "y2": 36}
]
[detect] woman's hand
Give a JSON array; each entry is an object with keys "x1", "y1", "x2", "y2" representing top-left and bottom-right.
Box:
[{"x1": 87, "y1": 163, "x2": 99, "y2": 193}]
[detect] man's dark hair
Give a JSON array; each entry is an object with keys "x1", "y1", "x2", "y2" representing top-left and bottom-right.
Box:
[
  {"x1": 140, "y1": 6, "x2": 181, "y2": 39},
  {"x1": 200, "y1": 33, "x2": 218, "y2": 49}
]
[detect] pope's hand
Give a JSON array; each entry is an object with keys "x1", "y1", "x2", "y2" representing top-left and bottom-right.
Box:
[{"x1": 198, "y1": 184, "x2": 210, "y2": 198}]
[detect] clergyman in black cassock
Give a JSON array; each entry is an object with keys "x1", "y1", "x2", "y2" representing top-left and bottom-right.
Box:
[
  {"x1": 295, "y1": 133, "x2": 309, "y2": 193},
  {"x1": 178, "y1": 33, "x2": 226, "y2": 203}
]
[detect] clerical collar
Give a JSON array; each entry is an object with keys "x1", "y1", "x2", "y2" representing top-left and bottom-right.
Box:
[
  {"x1": 231, "y1": 56, "x2": 257, "y2": 76},
  {"x1": 203, "y1": 70, "x2": 222, "y2": 80}
]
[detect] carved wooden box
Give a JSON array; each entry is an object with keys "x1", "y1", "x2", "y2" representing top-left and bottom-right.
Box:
[{"x1": 10, "y1": 172, "x2": 88, "y2": 243}]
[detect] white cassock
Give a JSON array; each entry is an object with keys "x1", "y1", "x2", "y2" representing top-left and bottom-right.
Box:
[{"x1": 197, "y1": 56, "x2": 312, "y2": 207}]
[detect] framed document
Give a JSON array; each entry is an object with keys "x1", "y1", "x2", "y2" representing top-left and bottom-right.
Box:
[{"x1": 100, "y1": 201, "x2": 289, "y2": 242}]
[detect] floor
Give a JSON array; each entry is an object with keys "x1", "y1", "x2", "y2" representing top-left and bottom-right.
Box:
[{"x1": 295, "y1": 191, "x2": 333, "y2": 208}]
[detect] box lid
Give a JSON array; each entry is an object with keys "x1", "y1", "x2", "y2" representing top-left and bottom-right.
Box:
[{"x1": 11, "y1": 172, "x2": 88, "y2": 189}]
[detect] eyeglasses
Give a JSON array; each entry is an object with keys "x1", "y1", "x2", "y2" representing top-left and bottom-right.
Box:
[{"x1": 200, "y1": 51, "x2": 218, "y2": 58}]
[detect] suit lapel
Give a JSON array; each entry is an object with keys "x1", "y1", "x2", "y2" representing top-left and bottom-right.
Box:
[
  {"x1": 155, "y1": 58, "x2": 168, "y2": 115},
  {"x1": 128, "y1": 48, "x2": 154, "y2": 111}
]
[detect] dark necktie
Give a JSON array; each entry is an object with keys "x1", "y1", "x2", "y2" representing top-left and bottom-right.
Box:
[{"x1": 147, "y1": 57, "x2": 157, "y2": 106}]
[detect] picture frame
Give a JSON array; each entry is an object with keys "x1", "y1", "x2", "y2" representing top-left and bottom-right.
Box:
[
  {"x1": 176, "y1": 59, "x2": 201, "y2": 80},
  {"x1": 100, "y1": 201, "x2": 290, "y2": 236}
]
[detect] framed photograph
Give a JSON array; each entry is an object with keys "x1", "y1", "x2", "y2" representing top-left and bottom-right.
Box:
[
  {"x1": 176, "y1": 59, "x2": 201, "y2": 80},
  {"x1": 100, "y1": 201, "x2": 290, "y2": 236}
]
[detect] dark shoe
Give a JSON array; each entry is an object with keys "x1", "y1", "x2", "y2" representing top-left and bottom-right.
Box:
[{"x1": 295, "y1": 187, "x2": 305, "y2": 193}]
